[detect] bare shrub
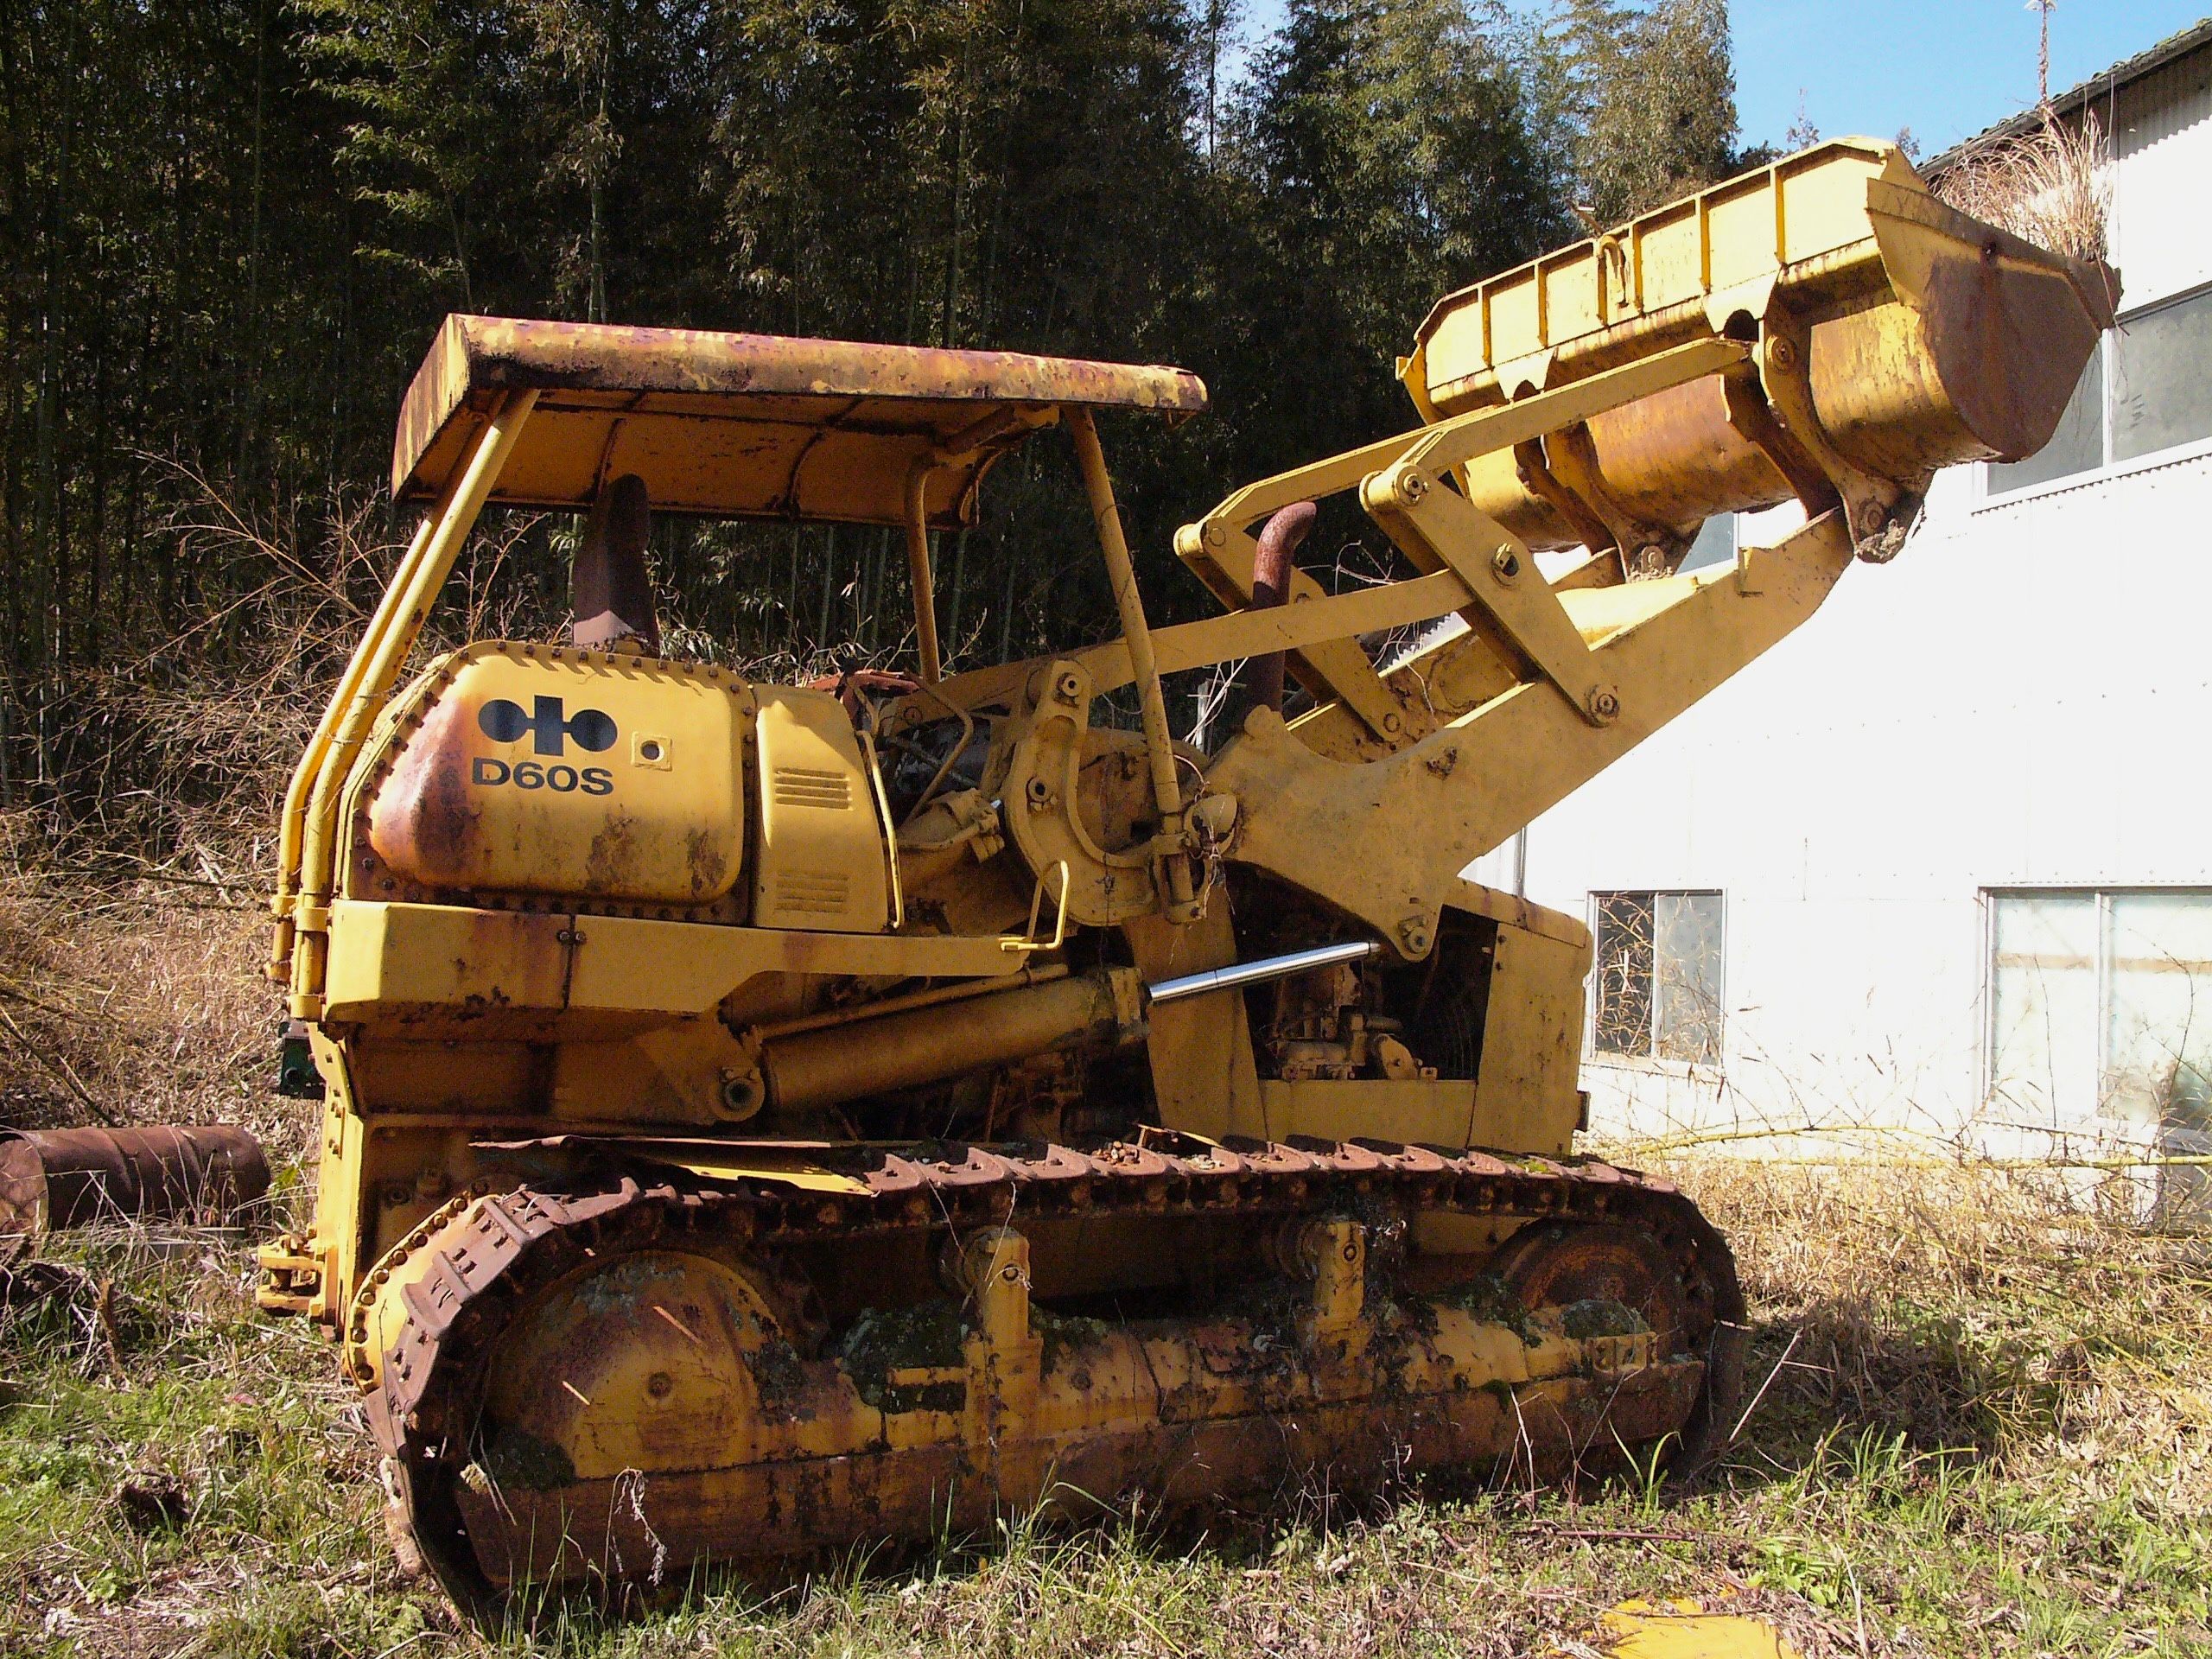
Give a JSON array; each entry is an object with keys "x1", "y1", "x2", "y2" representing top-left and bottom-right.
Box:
[{"x1": 0, "y1": 482, "x2": 572, "y2": 1144}]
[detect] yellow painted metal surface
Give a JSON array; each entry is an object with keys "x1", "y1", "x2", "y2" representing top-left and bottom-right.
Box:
[
  {"x1": 995, "y1": 660, "x2": 1174, "y2": 927},
  {"x1": 322, "y1": 900, "x2": 1027, "y2": 1026},
  {"x1": 752, "y1": 688, "x2": 891, "y2": 934},
  {"x1": 553, "y1": 1020, "x2": 762, "y2": 1122},
  {"x1": 1208, "y1": 512, "x2": 1859, "y2": 945},
  {"x1": 1061, "y1": 567, "x2": 1475, "y2": 699},
  {"x1": 1409, "y1": 142, "x2": 1925, "y2": 405},
  {"x1": 1262, "y1": 1077, "x2": 1478, "y2": 1146},
  {"x1": 392, "y1": 315, "x2": 1206, "y2": 528},
  {"x1": 754, "y1": 969, "x2": 1143, "y2": 1116},
  {"x1": 1473, "y1": 924, "x2": 1591, "y2": 1155},
  {"x1": 1446, "y1": 879, "x2": 1590, "y2": 950},
  {"x1": 1124, "y1": 907, "x2": 1263, "y2": 1141},
  {"x1": 1592, "y1": 1600, "x2": 1802, "y2": 1659},
  {"x1": 562, "y1": 912, "x2": 1024, "y2": 1009},
  {"x1": 1407, "y1": 139, "x2": 2116, "y2": 554},
  {"x1": 323, "y1": 899, "x2": 572, "y2": 1020},
  {"x1": 1066, "y1": 407, "x2": 1196, "y2": 921},
  {"x1": 360, "y1": 645, "x2": 749, "y2": 908}
]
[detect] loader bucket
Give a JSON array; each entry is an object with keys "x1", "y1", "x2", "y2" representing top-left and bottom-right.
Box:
[{"x1": 1402, "y1": 139, "x2": 2118, "y2": 552}]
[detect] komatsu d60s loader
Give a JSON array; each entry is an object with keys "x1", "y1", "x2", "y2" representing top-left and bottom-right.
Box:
[{"x1": 257, "y1": 140, "x2": 2113, "y2": 1602}]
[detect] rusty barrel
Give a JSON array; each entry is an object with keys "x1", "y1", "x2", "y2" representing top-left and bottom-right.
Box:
[{"x1": 0, "y1": 1126, "x2": 270, "y2": 1260}]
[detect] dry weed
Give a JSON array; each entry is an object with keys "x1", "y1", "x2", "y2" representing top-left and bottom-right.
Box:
[
  {"x1": 0, "y1": 875, "x2": 296, "y2": 1154},
  {"x1": 0, "y1": 1154, "x2": 2203, "y2": 1657},
  {"x1": 1936, "y1": 108, "x2": 2113, "y2": 268},
  {"x1": 1677, "y1": 1155, "x2": 2212, "y2": 1519}
]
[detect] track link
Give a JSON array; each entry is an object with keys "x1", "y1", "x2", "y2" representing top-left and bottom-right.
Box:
[{"x1": 366, "y1": 1135, "x2": 1745, "y2": 1600}]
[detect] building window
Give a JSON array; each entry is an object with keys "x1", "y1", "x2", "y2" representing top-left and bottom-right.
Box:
[
  {"x1": 1986, "y1": 284, "x2": 2212, "y2": 495},
  {"x1": 1990, "y1": 337, "x2": 2105, "y2": 492},
  {"x1": 1591, "y1": 890, "x2": 1724, "y2": 1065},
  {"x1": 2112, "y1": 288, "x2": 2212, "y2": 462},
  {"x1": 1986, "y1": 888, "x2": 2212, "y2": 1136}
]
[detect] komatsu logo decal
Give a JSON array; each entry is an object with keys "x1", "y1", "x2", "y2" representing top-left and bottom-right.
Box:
[
  {"x1": 478, "y1": 696, "x2": 618, "y2": 756},
  {"x1": 474, "y1": 696, "x2": 618, "y2": 795}
]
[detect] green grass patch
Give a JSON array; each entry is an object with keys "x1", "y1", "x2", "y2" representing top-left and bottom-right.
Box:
[{"x1": 3, "y1": 1160, "x2": 2209, "y2": 1657}]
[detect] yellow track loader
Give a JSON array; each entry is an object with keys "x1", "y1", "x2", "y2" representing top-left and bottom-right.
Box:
[{"x1": 256, "y1": 140, "x2": 2112, "y2": 1602}]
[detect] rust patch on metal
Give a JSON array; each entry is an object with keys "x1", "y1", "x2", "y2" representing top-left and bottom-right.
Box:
[
  {"x1": 391, "y1": 315, "x2": 1210, "y2": 528},
  {"x1": 1491, "y1": 1219, "x2": 1693, "y2": 1356},
  {"x1": 423, "y1": 317, "x2": 1210, "y2": 412},
  {"x1": 684, "y1": 826, "x2": 731, "y2": 899},
  {"x1": 0, "y1": 1127, "x2": 270, "y2": 1261},
  {"x1": 367, "y1": 693, "x2": 486, "y2": 889},
  {"x1": 582, "y1": 810, "x2": 641, "y2": 896}
]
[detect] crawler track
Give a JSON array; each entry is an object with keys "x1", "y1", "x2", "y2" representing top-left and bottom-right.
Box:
[{"x1": 365, "y1": 1135, "x2": 1745, "y2": 1601}]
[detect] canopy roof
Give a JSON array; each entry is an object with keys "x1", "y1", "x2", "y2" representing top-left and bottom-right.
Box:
[{"x1": 392, "y1": 315, "x2": 1210, "y2": 530}]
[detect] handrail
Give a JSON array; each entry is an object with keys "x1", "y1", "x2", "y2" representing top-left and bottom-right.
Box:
[
  {"x1": 266, "y1": 465, "x2": 467, "y2": 981},
  {"x1": 855, "y1": 728, "x2": 906, "y2": 931},
  {"x1": 287, "y1": 390, "x2": 538, "y2": 1014},
  {"x1": 1003, "y1": 861, "x2": 1073, "y2": 955}
]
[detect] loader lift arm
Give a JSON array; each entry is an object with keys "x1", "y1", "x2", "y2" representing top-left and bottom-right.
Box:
[
  {"x1": 893, "y1": 141, "x2": 2112, "y2": 970},
  {"x1": 1182, "y1": 329, "x2": 1849, "y2": 956},
  {"x1": 1165, "y1": 138, "x2": 2113, "y2": 957},
  {"x1": 874, "y1": 333, "x2": 1848, "y2": 959}
]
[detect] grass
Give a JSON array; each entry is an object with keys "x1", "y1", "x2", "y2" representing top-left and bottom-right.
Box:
[
  {"x1": 3, "y1": 857, "x2": 2208, "y2": 1656},
  {"x1": 1, "y1": 1156, "x2": 2206, "y2": 1659}
]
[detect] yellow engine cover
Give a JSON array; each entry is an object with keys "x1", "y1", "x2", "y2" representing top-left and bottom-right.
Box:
[
  {"x1": 751, "y1": 687, "x2": 892, "y2": 932},
  {"x1": 364, "y1": 644, "x2": 748, "y2": 907}
]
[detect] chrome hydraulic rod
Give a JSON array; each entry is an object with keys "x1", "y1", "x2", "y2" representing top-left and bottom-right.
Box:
[{"x1": 1147, "y1": 939, "x2": 1384, "y2": 1005}]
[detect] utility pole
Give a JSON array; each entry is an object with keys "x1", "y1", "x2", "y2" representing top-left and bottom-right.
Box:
[{"x1": 2029, "y1": 0, "x2": 2056, "y2": 105}]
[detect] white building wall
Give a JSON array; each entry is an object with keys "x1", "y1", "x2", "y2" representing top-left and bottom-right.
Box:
[
  {"x1": 1493, "y1": 44, "x2": 2212, "y2": 1159},
  {"x1": 2107, "y1": 46, "x2": 2212, "y2": 300},
  {"x1": 1505, "y1": 456, "x2": 2212, "y2": 1149}
]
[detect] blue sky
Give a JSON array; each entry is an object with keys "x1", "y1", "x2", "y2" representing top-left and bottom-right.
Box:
[{"x1": 1234, "y1": 2, "x2": 2209, "y2": 156}]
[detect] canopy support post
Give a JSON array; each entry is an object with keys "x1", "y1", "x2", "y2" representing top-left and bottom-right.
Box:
[
  {"x1": 1065, "y1": 406, "x2": 1197, "y2": 922},
  {"x1": 288, "y1": 389, "x2": 538, "y2": 1015},
  {"x1": 903, "y1": 461, "x2": 944, "y2": 684}
]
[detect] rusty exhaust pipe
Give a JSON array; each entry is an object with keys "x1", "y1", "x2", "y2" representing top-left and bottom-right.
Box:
[
  {"x1": 0, "y1": 1127, "x2": 270, "y2": 1263},
  {"x1": 1245, "y1": 500, "x2": 1318, "y2": 718}
]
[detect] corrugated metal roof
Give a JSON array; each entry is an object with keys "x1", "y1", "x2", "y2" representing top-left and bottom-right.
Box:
[
  {"x1": 2113, "y1": 44, "x2": 2212, "y2": 158},
  {"x1": 1929, "y1": 16, "x2": 2212, "y2": 173}
]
